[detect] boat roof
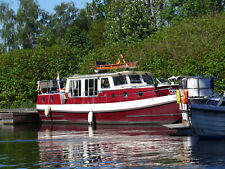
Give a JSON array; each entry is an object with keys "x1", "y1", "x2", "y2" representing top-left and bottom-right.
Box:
[{"x1": 68, "y1": 71, "x2": 152, "y2": 79}]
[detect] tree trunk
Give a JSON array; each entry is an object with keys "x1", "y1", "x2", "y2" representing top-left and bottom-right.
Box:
[{"x1": 147, "y1": 0, "x2": 152, "y2": 15}]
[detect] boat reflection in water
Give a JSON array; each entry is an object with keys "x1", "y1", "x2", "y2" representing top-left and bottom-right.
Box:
[
  {"x1": 1, "y1": 124, "x2": 224, "y2": 168},
  {"x1": 190, "y1": 139, "x2": 225, "y2": 166},
  {"x1": 37, "y1": 124, "x2": 194, "y2": 168}
]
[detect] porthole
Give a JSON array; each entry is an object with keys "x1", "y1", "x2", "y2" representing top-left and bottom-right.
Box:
[
  {"x1": 123, "y1": 92, "x2": 128, "y2": 98},
  {"x1": 42, "y1": 97, "x2": 45, "y2": 103},
  {"x1": 112, "y1": 94, "x2": 115, "y2": 99},
  {"x1": 51, "y1": 96, "x2": 54, "y2": 102},
  {"x1": 138, "y1": 91, "x2": 143, "y2": 98}
]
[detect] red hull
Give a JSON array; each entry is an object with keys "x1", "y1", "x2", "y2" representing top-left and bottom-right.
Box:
[{"x1": 38, "y1": 102, "x2": 181, "y2": 124}]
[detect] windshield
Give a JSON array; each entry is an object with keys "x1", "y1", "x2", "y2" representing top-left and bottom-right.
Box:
[
  {"x1": 129, "y1": 75, "x2": 142, "y2": 84},
  {"x1": 113, "y1": 75, "x2": 127, "y2": 86},
  {"x1": 142, "y1": 75, "x2": 154, "y2": 85}
]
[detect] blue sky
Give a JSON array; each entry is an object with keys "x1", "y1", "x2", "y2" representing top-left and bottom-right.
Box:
[{"x1": 2, "y1": 0, "x2": 92, "y2": 13}]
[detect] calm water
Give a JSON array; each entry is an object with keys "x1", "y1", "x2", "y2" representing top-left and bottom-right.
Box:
[{"x1": 0, "y1": 124, "x2": 225, "y2": 169}]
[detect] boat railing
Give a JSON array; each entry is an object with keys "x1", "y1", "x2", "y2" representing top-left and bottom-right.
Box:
[{"x1": 67, "y1": 86, "x2": 174, "y2": 104}]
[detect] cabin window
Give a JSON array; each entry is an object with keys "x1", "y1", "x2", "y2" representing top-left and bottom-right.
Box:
[
  {"x1": 101, "y1": 78, "x2": 110, "y2": 88},
  {"x1": 85, "y1": 79, "x2": 98, "y2": 96},
  {"x1": 112, "y1": 94, "x2": 115, "y2": 99},
  {"x1": 50, "y1": 80, "x2": 58, "y2": 93},
  {"x1": 51, "y1": 96, "x2": 54, "y2": 102},
  {"x1": 113, "y1": 75, "x2": 127, "y2": 86},
  {"x1": 129, "y1": 75, "x2": 142, "y2": 84},
  {"x1": 60, "y1": 80, "x2": 66, "y2": 89},
  {"x1": 69, "y1": 80, "x2": 81, "y2": 97},
  {"x1": 138, "y1": 91, "x2": 143, "y2": 97},
  {"x1": 124, "y1": 92, "x2": 128, "y2": 98},
  {"x1": 207, "y1": 100, "x2": 219, "y2": 105},
  {"x1": 42, "y1": 97, "x2": 45, "y2": 103},
  {"x1": 142, "y1": 74, "x2": 154, "y2": 85}
]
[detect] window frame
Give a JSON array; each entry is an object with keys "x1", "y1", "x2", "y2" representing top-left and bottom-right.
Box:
[
  {"x1": 112, "y1": 75, "x2": 128, "y2": 86},
  {"x1": 129, "y1": 74, "x2": 142, "y2": 84},
  {"x1": 85, "y1": 78, "x2": 98, "y2": 97},
  {"x1": 100, "y1": 77, "x2": 110, "y2": 89}
]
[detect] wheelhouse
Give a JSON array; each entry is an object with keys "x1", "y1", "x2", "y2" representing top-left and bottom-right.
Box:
[{"x1": 64, "y1": 71, "x2": 154, "y2": 98}]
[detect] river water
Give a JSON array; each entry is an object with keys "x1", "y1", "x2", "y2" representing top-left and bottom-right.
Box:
[{"x1": 0, "y1": 123, "x2": 225, "y2": 169}]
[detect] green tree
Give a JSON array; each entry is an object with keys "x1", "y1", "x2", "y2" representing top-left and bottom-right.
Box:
[
  {"x1": 51, "y1": 2, "x2": 78, "y2": 41},
  {"x1": 86, "y1": 0, "x2": 111, "y2": 48},
  {"x1": 86, "y1": 0, "x2": 112, "y2": 20},
  {"x1": 0, "y1": 2, "x2": 18, "y2": 51},
  {"x1": 74, "y1": 9, "x2": 90, "y2": 32},
  {"x1": 65, "y1": 26, "x2": 92, "y2": 52},
  {"x1": 17, "y1": 0, "x2": 47, "y2": 49},
  {"x1": 105, "y1": 0, "x2": 155, "y2": 44},
  {"x1": 88, "y1": 19, "x2": 105, "y2": 48},
  {"x1": 37, "y1": 30, "x2": 57, "y2": 47},
  {"x1": 0, "y1": 0, "x2": 49, "y2": 50},
  {"x1": 162, "y1": 0, "x2": 225, "y2": 24}
]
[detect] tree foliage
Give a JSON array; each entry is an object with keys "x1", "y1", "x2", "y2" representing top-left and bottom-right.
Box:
[
  {"x1": 0, "y1": 45, "x2": 82, "y2": 108},
  {"x1": 162, "y1": 0, "x2": 225, "y2": 24},
  {"x1": 51, "y1": 2, "x2": 78, "y2": 41},
  {"x1": 0, "y1": 2, "x2": 17, "y2": 51},
  {"x1": 88, "y1": 19, "x2": 105, "y2": 48},
  {"x1": 65, "y1": 26, "x2": 92, "y2": 52},
  {"x1": 104, "y1": 0, "x2": 155, "y2": 44},
  {"x1": 0, "y1": 0, "x2": 80, "y2": 50},
  {"x1": 16, "y1": 0, "x2": 46, "y2": 49}
]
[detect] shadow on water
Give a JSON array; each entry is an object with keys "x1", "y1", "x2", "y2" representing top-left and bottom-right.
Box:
[
  {"x1": 191, "y1": 139, "x2": 225, "y2": 166},
  {"x1": 0, "y1": 123, "x2": 225, "y2": 168}
]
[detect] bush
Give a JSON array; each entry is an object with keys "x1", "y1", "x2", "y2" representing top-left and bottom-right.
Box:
[{"x1": 0, "y1": 14, "x2": 224, "y2": 108}]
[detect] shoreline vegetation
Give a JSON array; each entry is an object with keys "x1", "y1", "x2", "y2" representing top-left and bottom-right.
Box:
[{"x1": 0, "y1": 1, "x2": 224, "y2": 109}]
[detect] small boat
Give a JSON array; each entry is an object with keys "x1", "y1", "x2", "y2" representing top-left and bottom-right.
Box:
[
  {"x1": 191, "y1": 96, "x2": 225, "y2": 139},
  {"x1": 36, "y1": 61, "x2": 181, "y2": 124}
]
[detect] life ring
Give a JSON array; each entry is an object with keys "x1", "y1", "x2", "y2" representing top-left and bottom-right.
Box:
[{"x1": 182, "y1": 89, "x2": 188, "y2": 104}]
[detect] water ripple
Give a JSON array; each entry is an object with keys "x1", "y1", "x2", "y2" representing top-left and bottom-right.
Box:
[{"x1": 1, "y1": 124, "x2": 225, "y2": 168}]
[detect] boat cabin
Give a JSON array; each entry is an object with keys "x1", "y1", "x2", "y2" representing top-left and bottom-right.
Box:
[
  {"x1": 37, "y1": 71, "x2": 173, "y2": 105},
  {"x1": 65, "y1": 71, "x2": 154, "y2": 98}
]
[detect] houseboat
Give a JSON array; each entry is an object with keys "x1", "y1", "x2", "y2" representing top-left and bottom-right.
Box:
[{"x1": 36, "y1": 61, "x2": 181, "y2": 124}]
